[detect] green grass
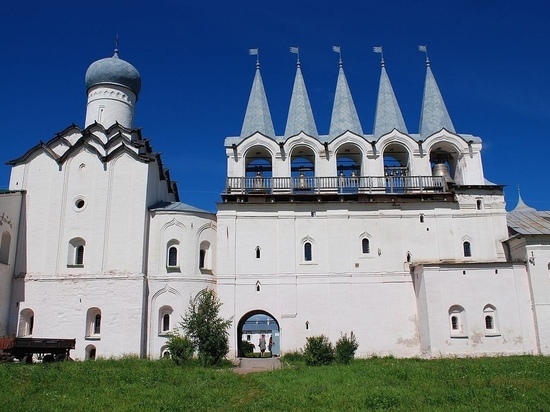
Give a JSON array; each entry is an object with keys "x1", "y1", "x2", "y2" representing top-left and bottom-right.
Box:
[{"x1": 1, "y1": 356, "x2": 550, "y2": 411}]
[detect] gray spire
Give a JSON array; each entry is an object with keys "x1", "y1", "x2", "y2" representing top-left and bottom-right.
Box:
[
  {"x1": 329, "y1": 63, "x2": 363, "y2": 138},
  {"x1": 241, "y1": 63, "x2": 275, "y2": 138},
  {"x1": 284, "y1": 62, "x2": 318, "y2": 138},
  {"x1": 419, "y1": 63, "x2": 455, "y2": 139},
  {"x1": 513, "y1": 188, "x2": 537, "y2": 212},
  {"x1": 373, "y1": 62, "x2": 407, "y2": 138}
]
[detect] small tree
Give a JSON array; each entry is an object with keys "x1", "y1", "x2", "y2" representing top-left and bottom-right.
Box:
[
  {"x1": 335, "y1": 332, "x2": 359, "y2": 364},
  {"x1": 180, "y1": 289, "x2": 232, "y2": 367},
  {"x1": 303, "y1": 335, "x2": 334, "y2": 366},
  {"x1": 166, "y1": 334, "x2": 194, "y2": 365}
]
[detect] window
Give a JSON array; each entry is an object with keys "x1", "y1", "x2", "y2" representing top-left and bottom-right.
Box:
[
  {"x1": 255, "y1": 246, "x2": 261, "y2": 259},
  {"x1": 166, "y1": 240, "x2": 180, "y2": 270},
  {"x1": 483, "y1": 305, "x2": 499, "y2": 336},
  {"x1": 0, "y1": 231, "x2": 11, "y2": 264},
  {"x1": 199, "y1": 249, "x2": 206, "y2": 268},
  {"x1": 304, "y1": 242, "x2": 312, "y2": 262},
  {"x1": 18, "y1": 309, "x2": 34, "y2": 337},
  {"x1": 68, "y1": 238, "x2": 86, "y2": 267},
  {"x1": 463, "y1": 241, "x2": 472, "y2": 257},
  {"x1": 85, "y1": 345, "x2": 96, "y2": 360},
  {"x1": 199, "y1": 241, "x2": 211, "y2": 271},
  {"x1": 476, "y1": 199, "x2": 483, "y2": 210},
  {"x1": 361, "y1": 238, "x2": 370, "y2": 254},
  {"x1": 86, "y1": 308, "x2": 101, "y2": 339},
  {"x1": 419, "y1": 214, "x2": 425, "y2": 223},
  {"x1": 449, "y1": 305, "x2": 467, "y2": 337},
  {"x1": 168, "y1": 246, "x2": 178, "y2": 267},
  {"x1": 159, "y1": 306, "x2": 173, "y2": 335}
]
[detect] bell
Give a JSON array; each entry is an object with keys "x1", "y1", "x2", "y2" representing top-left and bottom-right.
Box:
[{"x1": 432, "y1": 163, "x2": 454, "y2": 184}]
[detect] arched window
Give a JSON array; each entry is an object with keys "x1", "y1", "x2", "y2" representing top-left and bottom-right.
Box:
[
  {"x1": 483, "y1": 305, "x2": 499, "y2": 336},
  {"x1": 85, "y1": 345, "x2": 96, "y2": 360},
  {"x1": 68, "y1": 238, "x2": 86, "y2": 267},
  {"x1": 0, "y1": 231, "x2": 11, "y2": 264},
  {"x1": 166, "y1": 240, "x2": 180, "y2": 270},
  {"x1": 86, "y1": 308, "x2": 101, "y2": 339},
  {"x1": 18, "y1": 309, "x2": 34, "y2": 337},
  {"x1": 199, "y1": 241, "x2": 211, "y2": 271},
  {"x1": 159, "y1": 306, "x2": 173, "y2": 335},
  {"x1": 449, "y1": 305, "x2": 467, "y2": 337},
  {"x1": 255, "y1": 246, "x2": 261, "y2": 259},
  {"x1": 463, "y1": 241, "x2": 472, "y2": 257},
  {"x1": 304, "y1": 242, "x2": 312, "y2": 262},
  {"x1": 362, "y1": 238, "x2": 370, "y2": 254},
  {"x1": 199, "y1": 249, "x2": 206, "y2": 268}
]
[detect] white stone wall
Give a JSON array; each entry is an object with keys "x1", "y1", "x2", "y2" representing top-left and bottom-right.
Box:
[
  {"x1": 0, "y1": 191, "x2": 23, "y2": 336},
  {"x1": 146, "y1": 210, "x2": 217, "y2": 358},
  {"x1": 85, "y1": 84, "x2": 136, "y2": 129}
]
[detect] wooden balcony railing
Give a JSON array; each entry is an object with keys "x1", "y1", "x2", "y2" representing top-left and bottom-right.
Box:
[{"x1": 224, "y1": 175, "x2": 447, "y2": 195}]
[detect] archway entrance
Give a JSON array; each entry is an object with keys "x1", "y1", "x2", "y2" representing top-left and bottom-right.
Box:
[{"x1": 237, "y1": 310, "x2": 280, "y2": 358}]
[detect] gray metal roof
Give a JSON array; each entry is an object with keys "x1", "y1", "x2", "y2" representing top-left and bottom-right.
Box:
[
  {"x1": 240, "y1": 64, "x2": 275, "y2": 138},
  {"x1": 507, "y1": 196, "x2": 550, "y2": 235},
  {"x1": 85, "y1": 51, "x2": 141, "y2": 96},
  {"x1": 284, "y1": 63, "x2": 318, "y2": 138},
  {"x1": 373, "y1": 63, "x2": 408, "y2": 138},
  {"x1": 329, "y1": 64, "x2": 363, "y2": 138},
  {"x1": 419, "y1": 63, "x2": 455, "y2": 139},
  {"x1": 149, "y1": 201, "x2": 213, "y2": 215}
]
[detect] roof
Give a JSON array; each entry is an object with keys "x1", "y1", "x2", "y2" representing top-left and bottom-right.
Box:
[
  {"x1": 329, "y1": 63, "x2": 363, "y2": 139},
  {"x1": 149, "y1": 201, "x2": 213, "y2": 215},
  {"x1": 419, "y1": 63, "x2": 455, "y2": 139},
  {"x1": 85, "y1": 50, "x2": 141, "y2": 96},
  {"x1": 240, "y1": 63, "x2": 275, "y2": 138},
  {"x1": 507, "y1": 196, "x2": 550, "y2": 235},
  {"x1": 373, "y1": 62, "x2": 408, "y2": 138},
  {"x1": 284, "y1": 63, "x2": 318, "y2": 138}
]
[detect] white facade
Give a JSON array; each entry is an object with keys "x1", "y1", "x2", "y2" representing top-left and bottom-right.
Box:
[{"x1": 0, "y1": 50, "x2": 549, "y2": 360}]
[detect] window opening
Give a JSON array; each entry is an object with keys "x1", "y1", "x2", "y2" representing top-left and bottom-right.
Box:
[
  {"x1": 451, "y1": 316, "x2": 458, "y2": 330},
  {"x1": 94, "y1": 314, "x2": 101, "y2": 335},
  {"x1": 420, "y1": 214, "x2": 424, "y2": 223},
  {"x1": 163, "y1": 313, "x2": 170, "y2": 332},
  {"x1": 199, "y1": 249, "x2": 206, "y2": 269},
  {"x1": 485, "y1": 315, "x2": 494, "y2": 330},
  {"x1": 362, "y1": 238, "x2": 370, "y2": 254},
  {"x1": 255, "y1": 246, "x2": 261, "y2": 259},
  {"x1": 476, "y1": 199, "x2": 482, "y2": 210},
  {"x1": 168, "y1": 246, "x2": 178, "y2": 267},
  {"x1": 0, "y1": 231, "x2": 11, "y2": 264},
  {"x1": 463, "y1": 241, "x2": 472, "y2": 257},
  {"x1": 76, "y1": 245, "x2": 84, "y2": 265},
  {"x1": 304, "y1": 242, "x2": 312, "y2": 261}
]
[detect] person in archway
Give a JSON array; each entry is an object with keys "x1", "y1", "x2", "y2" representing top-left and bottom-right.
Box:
[
  {"x1": 268, "y1": 336, "x2": 274, "y2": 357},
  {"x1": 259, "y1": 334, "x2": 267, "y2": 357}
]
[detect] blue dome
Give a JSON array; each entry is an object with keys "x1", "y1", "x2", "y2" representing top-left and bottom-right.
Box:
[{"x1": 85, "y1": 52, "x2": 141, "y2": 96}]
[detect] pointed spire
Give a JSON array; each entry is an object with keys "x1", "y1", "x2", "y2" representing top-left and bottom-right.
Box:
[
  {"x1": 373, "y1": 58, "x2": 407, "y2": 138},
  {"x1": 240, "y1": 57, "x2": 275, "y2": 138},
  {"x1": 513, "y1": 186, "x2": 537, "y2": 212},
  {"x1": 329, "y1": 55, "x2": 363, "y2": 138},
  {"x1": 419, "y1": 55, "x2": 455, "y2": 139},
  {"x1": 284, "y1": 56, "x2": 318, "y2": 138}
]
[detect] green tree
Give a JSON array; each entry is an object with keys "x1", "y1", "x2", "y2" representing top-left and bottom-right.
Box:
[{"x1": 180, "y1": 289, "x2": 232, "y2": 367}]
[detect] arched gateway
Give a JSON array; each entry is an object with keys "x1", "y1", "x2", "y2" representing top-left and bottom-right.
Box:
[{"x1": 237, "y1": 310, "x2": 280, "y2": 357}]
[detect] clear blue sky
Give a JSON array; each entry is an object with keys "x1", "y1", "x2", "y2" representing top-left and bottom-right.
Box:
[{"x1": 2, "y1": 1, "x2": 549, "y2": 212}]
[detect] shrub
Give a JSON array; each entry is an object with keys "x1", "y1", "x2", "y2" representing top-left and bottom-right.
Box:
[
  {"x1": 166, "y1": 334, "x2": 194, "y2": 365},
  {"x1": 303, "y1": 335, "x2": 334, "y2": 366},
  {"x1": 335, "y1": 332, "x2": 359, "y2": 365},
  {"x1": 241, "y1": 340, "x2": 255, "y2": 355},
  {"x1": 281, "y1": 350, "x2": 304, "y2": 362}
]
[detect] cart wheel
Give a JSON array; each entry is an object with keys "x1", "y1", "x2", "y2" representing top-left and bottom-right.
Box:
[
  {"x1": 55, "y1": 354, "x2": 67, "y2": 362},
  {"x1": 22, "y1": 355, "x2": 33, "y2": 364}
]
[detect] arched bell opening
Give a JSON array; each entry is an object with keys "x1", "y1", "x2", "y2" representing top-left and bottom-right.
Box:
[
  {"x1": 429, "y1": 143, "x2": 459, "y2": 185},
  {"x1": 290, "y1": 146, "x2": 315, "y2": 192},
  {"x1": 245, "y1": 146, "x2": 273, "y2": 193},
  {"x1": 336, "y1": 144, "x2": 362, "y2": 193},
  {"x1": 383, "y1": 143, "x2": 409, "y2": 193},
  {"x1": 237, "y1": 310, "x2": 280, "y2": 358}
]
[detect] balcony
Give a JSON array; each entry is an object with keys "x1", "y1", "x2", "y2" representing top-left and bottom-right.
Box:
[{"x1": 224, "y1": 175, "x2": 447, "y2": 196}]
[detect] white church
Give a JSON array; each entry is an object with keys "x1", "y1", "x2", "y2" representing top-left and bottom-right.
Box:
[{"x1": 1, "y1": 48, "x2": 549, "y2": 360}]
